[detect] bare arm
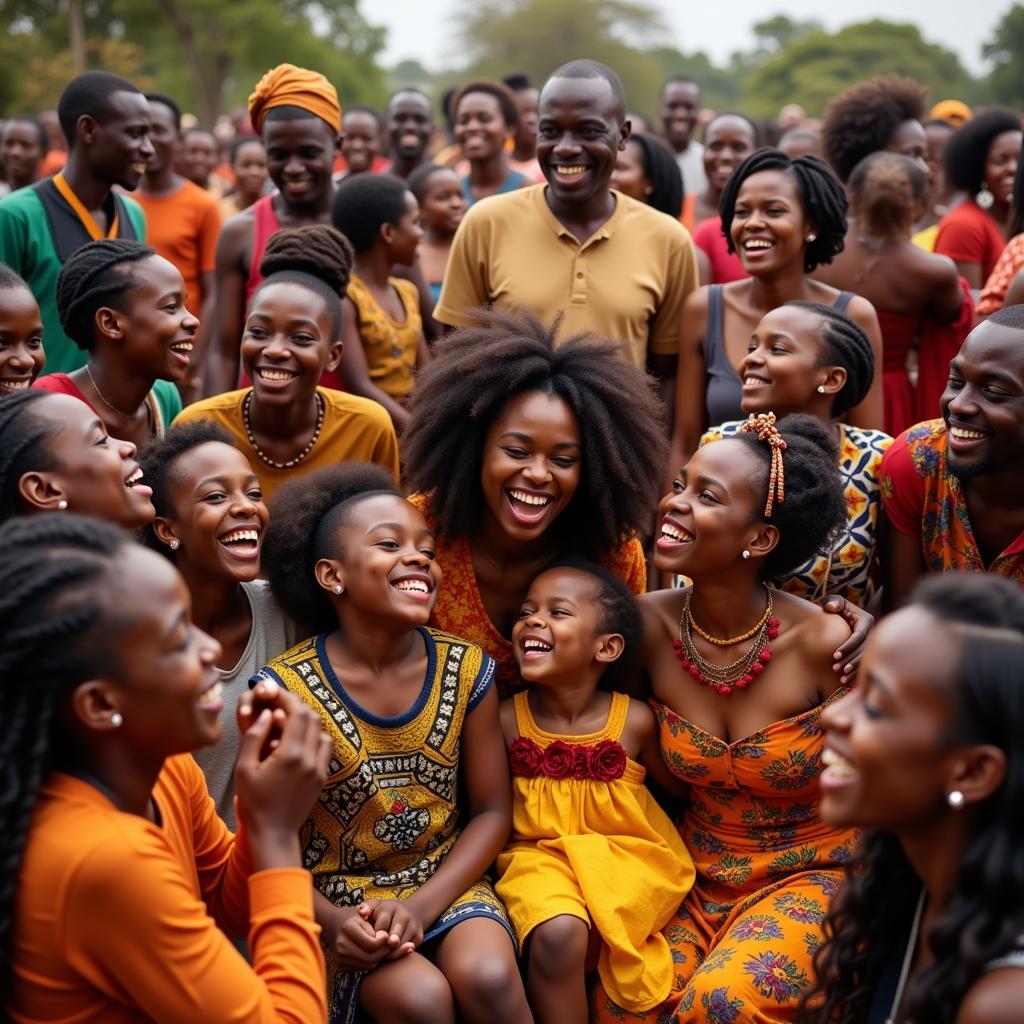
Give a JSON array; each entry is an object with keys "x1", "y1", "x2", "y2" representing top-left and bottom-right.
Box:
[
  {"x1": 1004, "y1": 267, "x2": 1024, "y2": 309},
  {"x1": 203, "y1": 217, "x2": 250, "y2": 397},
  {"x1": 952, "y1": 259, "x2": 983, "y2": 290},
  {"x1": 339, "y1": 298, "x2": 411, "y2": 432},
  {"x1": 925, "y1": 254, "x2": 970, "y2": 321},
  {"x1": 883, "y1": 519, "x2": 926, "y2": 613},
  {"x1": 668, "y1": 287, "x2": 711, "y2": 488},
  {"x1": 843, "y1": 295, "x2": 885, "y2": 431}
]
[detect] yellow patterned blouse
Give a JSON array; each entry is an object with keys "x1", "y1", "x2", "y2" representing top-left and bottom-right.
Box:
[{"x1": 347, "y1": 273, "x2": 422, "y2": 400}]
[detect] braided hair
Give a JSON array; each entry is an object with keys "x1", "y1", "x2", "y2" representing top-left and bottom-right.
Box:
[
  {"x1": 402, "y1": 308, "x2": 667, "y2": 556},
  {"x1": 252, "y1": 224, "x2": 353, "y2": 339},
  {"x1": 55, "y1": 238, "x2": 157, "y2": 351},
  {"x1": 0, "y1": 390, "x2": 60, "y2": 523},
  {"x1": 0, "y1": 513, "x2": 130, "y2": 1006},
  {"x1": 781, "y1": 301, "x2": 875, "y2": 416},
  {"x1": 803, "y1": 572, "x2": 1024, "y2": 1024},
  {"x1": 262, "y1": 462, "x2": 400, "y2": 633},
  {"x1": 720, "y1": 149, "x2": 848, "y2": 272}
]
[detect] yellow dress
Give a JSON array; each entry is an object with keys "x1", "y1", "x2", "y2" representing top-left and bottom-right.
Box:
[{"x1": 495, "y1": 691, "x2": 695, "y2": 1014}]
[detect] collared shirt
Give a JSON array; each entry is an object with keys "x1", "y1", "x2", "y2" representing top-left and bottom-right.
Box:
[
  {"x1": 881, "y1": 418, "x2": 1024, "y2": 580},
  {"x1": 435, "y1": 184, "x2": 698, "y2": 367}
]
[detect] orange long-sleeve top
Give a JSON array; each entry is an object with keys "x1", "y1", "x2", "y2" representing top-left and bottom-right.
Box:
[{"x1": 8, "y1": 753, "x2": 326, "y2": 1024}]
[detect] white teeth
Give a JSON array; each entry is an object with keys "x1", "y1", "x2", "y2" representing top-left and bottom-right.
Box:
[
  {"x1": 125, "y1": 468, "x2": 143, "y2": 486},
  {"x1": 522, "y1": 639, "x2": 552, "y2": 652},
  {"x1": 744, "y1": 376, "x2": 768, "y2": 386},
  {"x1": 197, "y1": 681, "x2": 222, "y2": 708},
  {"x1": 557, "y1": 165, "x2": 586, "y2": 176},
  {"x1": 661, "y1": 522, "x2": 692, "y2": 542},
  {"x1": 509, "y1": 489, "x2": 552, "y2": 507},
  {"x1": 821, "y1": 747, "x2": 856, "y2": 778},
  {"x1": 951, "y1": 427, "x2": 986, "y2": 441},
  {"x1": 258, "y1": 368, "x2": 297, "y2": 382},
  {"x1": 171, "y1": 341, "x2": 194, "y2": 353},
  {"x1": 744, "y1": 239, "x2": 774, "y2": 250},
  {"x1": 220, "y1": 528, "x2": 259, "y2": 545},
  {"x1": 0, "y1": 379, "x2": 29, "y2": 389},
  {"x1": 394, "y1": 579, "x2": 429, "y2": 594}
]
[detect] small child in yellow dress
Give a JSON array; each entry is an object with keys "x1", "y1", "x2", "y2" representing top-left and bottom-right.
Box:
[{"x1": 496, "y1": 560, "x2": 696, "y2": 1023}]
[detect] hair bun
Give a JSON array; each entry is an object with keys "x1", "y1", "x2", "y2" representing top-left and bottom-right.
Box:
[
  {"x1": 259, "y1": 225, "x2": 354, "y2": 295},
  {"x1": 776, "y1": 412, "x2": 839, "y2": 462}
]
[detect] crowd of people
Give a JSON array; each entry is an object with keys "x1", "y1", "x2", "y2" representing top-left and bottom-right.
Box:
[{"x1": 0, "y1": 51, "x2": 1023, "y2": 1024}]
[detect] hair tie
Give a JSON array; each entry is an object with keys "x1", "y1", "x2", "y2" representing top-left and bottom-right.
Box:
[{"x1": 740, "y1": 412, "x2": 787, "y2": 518}]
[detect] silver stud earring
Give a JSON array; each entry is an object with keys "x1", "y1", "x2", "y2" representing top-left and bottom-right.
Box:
[
  {"x1": 816, "y1": 385, "x2": 826, "y2": 394},
  {"x1": 169, "y1": 538, "x2": 180, "y2": 550},
  {"x1": 806, "y1": 233, "x2": 817, "y2": 242},
  {"x1": 334, "y1": 584, "x2": 344, "y2": 594},
  {"x1": 110, "y1": 712, "x2": 123, "y2": 728},
  {"x1": 975, "y1": 185, "x2": 994, "y2": 210},
  {"x1": 58, "y1": 499, "x2": 68, "y2": 510},
  {"x1": 947, "y1": 789, "x2": 965, "y2": 809},
  {"x1": 742, "y1": 549, "x2": 751, "y2": 560}
]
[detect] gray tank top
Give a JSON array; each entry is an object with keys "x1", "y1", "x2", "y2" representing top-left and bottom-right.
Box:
[{"x1": 702, "y1": 285, "x2": 855, "y2": 427}]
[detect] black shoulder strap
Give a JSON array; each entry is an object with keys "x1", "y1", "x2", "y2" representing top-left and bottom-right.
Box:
[{"x1": 30, "y1": 178, "x2": 138, "y2": 263}]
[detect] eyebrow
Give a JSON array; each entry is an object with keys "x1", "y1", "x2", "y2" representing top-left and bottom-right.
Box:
[
  {"x1": 367, "y1": 522, "x2": 436, "y2": 541},
  {"x1": 949, "y1": 360, "x2": 1021, "y2": 388},
  {"x1": 696, "y1": 473, "x2": 727, "y2": 492},
  {"x1": 497, "y1": 431, "x2": 581, "y2": 450},
  {"x1": 247, "y1": 313, "x2": 321, "y2": 330},
  {"x1": 547, "y1": 595, "x2": 579, "y2": 607},
  {"x1": 194, "y1": 474, "x2": 260, "y2": 490}
]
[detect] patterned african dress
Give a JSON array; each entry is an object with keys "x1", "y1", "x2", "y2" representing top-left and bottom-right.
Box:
[
  {"x1": 881, "y1": 419, "x2": 1024, "y2": 581},
  {"x1": 592, "y1": 690, "x2": 858, "y2": 1024},
  {"x1": 695, "y1": 422, "x2": 892, "y2": 606},
  {"x1": 252, "y1": 627, "x2": 512, "y2": 1024}
]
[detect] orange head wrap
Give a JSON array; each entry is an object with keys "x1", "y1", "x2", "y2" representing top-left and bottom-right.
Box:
[{"x1": 248, "y1": 63, "x2": 342, "y2": 134}]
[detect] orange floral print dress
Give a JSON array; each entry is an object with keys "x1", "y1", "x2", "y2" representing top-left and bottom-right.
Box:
[{"x1": 592, "y1": 690, "x2": 858, "y2": 1024}]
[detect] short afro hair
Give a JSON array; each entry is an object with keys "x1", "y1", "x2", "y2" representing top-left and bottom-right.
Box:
[
  {"x1": 3, "y1": 116, "x2": 48, "y2": 153},
  {"x1": 943, "y1": 107, "x2": 1022, "y2": 197},
  {"x1": 145, "y1": 93, "x2": 182, "y2": 131},
  {"x1": 535, "y1": 558, "x2": 643, "y2": 689},
  {"x1": 402, "y1": 309, "x2": 668, "y2": 557},
  {"x1": 720, "y1": 149, "x2": 848, "y2": 273},
  {"x1": 546, "y1": 60, "x2": 626, "y2": 119},
  {"x1": 986, "y1": 303, "x2": 1024, "y2": 331},
  {"x1": 625, "y1": 133, "x2": 684, "y2": 218},
  {"x1": 262, "y1": 462, "x2": 401, "y2": 632},
  {"x1": 331, "y1": 173, "x2": 409, "y2": 253},
  {"x1": 137, "y1": 420, "x2": 238, "y2": 558},
  {"x1": 343, "y1": 104, "x2": 383, "y2": 131},
  {"x1": 451, "y1": 79, "x2": 519, "y2": 130},
  {"x1": 58, "y1": 70, "x2": 142, "y2": 150},
  {"x1": 721, "y1": 413, "x2": 845, "y2": 580},
  {"x1": 407, "y1": 162, "x2": 458, "y2": 204},
  {"x1": 821, "y1": 75, "x2": 929, "y2": 184}
]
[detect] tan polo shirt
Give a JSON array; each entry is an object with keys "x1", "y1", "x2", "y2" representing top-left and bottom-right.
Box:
[{"x1": 434, "y1": 184, "x2": 698, "y2": 366}]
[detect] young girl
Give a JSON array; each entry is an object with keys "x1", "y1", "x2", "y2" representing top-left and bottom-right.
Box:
[
  {"x1": 497, "y1": 560, "x2": 695, "y2": 1024},
  {"x1": 408, "y1": 163, "x2": 467, "y2": 305},
  {"x1": 331, "y1": 173, "x2": 428, "y2": 431},
  {"x1": 34, "y1": 239, "x2": 194, "y2": 446},
  {"x1": 175, "y1": 225, "x2": 399, "y2": 502},
  {"x1": 255, "y1": 463, "x2": 531, "y2": 1024},
  {"x1": 139, "y1": 420, "x2": 302, "y2": 827},
  {"x1": 0, "y1": 263, "x2": 45, "y2": 394}
]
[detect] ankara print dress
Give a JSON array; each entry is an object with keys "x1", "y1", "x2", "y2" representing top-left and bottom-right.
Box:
[
  {"x1": 253, "y1": 627, "x2": 512, "y2": 1024},
  {"x1": 592, "y1": 689, "x2": 858, "y2": 1024}
]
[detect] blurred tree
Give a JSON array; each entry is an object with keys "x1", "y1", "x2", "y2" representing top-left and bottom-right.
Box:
[
  {"x1": 742, "y1": 20, "x2": 977, "y2": 118},
  {"x1": 751, "y1": 15, "x2": 820, "y2": 58},
  {"x1": 644, "y1": 47, "x2": 741, "y2": 117},
  {"x1": 983, "y1": 4, "x2": 1024, "y2": 109}
]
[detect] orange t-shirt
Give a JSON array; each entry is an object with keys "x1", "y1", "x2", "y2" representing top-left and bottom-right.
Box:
[
  {"x1": 134, "y1": 179, "x2": 222, "y2": 313},
  {"x1": 8, "y1": 754, "x2": 326, "y2": 1024}
]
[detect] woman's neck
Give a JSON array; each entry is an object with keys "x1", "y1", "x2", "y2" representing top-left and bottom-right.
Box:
[
  {"x1": 475, "y1": 509, "x2": 554, "y2": 570},
  {"x1": 248, "y1": 386, "x2": 319, "y2": 442},
  {"x1": 83, "y1": 355, "x2": 154, "y2": 416},
  {"x1": 898, "y1": 817, "x2": 971, "y2": 930},
  {"x1": 176, "y1": 562, "x2": 250, "y2": 652},
  {"x1": 67, "y1": 750, "x2": 164, "y2": 818},
  {"x1": 687, "y1": 573, "x2": 768, "y2": 639},
  {"x1": 528, "y1": 676, "x2": 604, "y2": 728},
  {"x1": 354, "y1": 247, "x2": 394, "y2": 289},
  {"x1": 748, "y1": 265, "x2": 813, "y2": 310},
  {"x1": 423, "y1": 225, "x2": 455, "y2": 247},
  {"x1": 469, "y1": 151, "x2": 509, "y2": 188}
]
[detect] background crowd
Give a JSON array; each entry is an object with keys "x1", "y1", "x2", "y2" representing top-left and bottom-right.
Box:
[{"x1": 0, "y1": 27, "x2": 1023, "y2": 1024}]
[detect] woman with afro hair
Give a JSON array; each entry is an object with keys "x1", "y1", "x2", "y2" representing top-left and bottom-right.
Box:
[
  {"x1": 821, "y1": 74, "x2": 930, "y2": 186},
  {"x1": 935, "y1": 108, "x2": 1022, "y2": 288},
  {"x1": 401, "y1": 309, "x2": 667, "y2": 696}
]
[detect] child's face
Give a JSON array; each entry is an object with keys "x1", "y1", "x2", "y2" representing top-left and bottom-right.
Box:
[
  {"x1": 0, "y1": 286, "x2": 44, "y2": 392},
  {"x1": 420, "y1": 170, "x2": 467, "y2": 235},
  {"x1": 387, "y1": 192, "x2": 424, "y2": 267},
  {"x1": 512, "y1": 567, "x2": 610, "y2": 683}
]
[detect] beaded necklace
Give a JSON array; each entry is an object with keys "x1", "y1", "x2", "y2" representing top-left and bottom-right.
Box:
[{"x1": 243, "y1": 390, "x2": 324, "y2": 469}]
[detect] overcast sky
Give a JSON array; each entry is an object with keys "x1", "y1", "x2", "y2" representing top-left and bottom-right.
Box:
[{"x1": 376, "y1": 0, "x2": 1009, "y2": 77}]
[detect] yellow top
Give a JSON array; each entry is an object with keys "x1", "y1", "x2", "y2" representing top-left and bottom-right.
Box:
[
  {"x1": 495, "y1": 691, "x2": 695, "y2": 1014},
  {"x1": 435, "y1": 184, "x2": 699, "y2": 368},
  {"x1": 174, "y1": 387, "x2": 400, "y2": 502},
  {"x1": 347, "y1": 273, "x2": 422, "y2": 399}
]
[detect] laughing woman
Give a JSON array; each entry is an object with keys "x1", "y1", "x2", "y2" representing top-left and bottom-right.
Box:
[
  {"x1": 33, "y1": 239, "x2": 194, "y2": 447},
  {"x1": 139, "y1": 420, "x2": 301, "y2": 827},
  {"x1": 175, "y1": 225, "x2": 399, "y2": 501},
  {"x1": 670, "y1": 149, "x2": 884, "y2": 465}
]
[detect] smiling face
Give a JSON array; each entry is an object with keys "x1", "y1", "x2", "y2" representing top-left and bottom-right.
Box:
[
  {"x1": 156, "y1": 441, "x2": 268, "y2": 583},
  {"x1": 341, "y1": 110, "x2": 381, "y2": 174},
  {"x1": 1, "y1": 119, "x2": 44, "y2": 189},
  {"x1": 387, "y1": 92, "x2": 433, "y2": 163},
  {"x1": 537, "y1": 75, "x2": 629, "y2": 207},
  {"x1": 241, "y1": 280, "x2": 341, "y2": 408},
  {"x1": 231, "y1": 138, "x2": 268, "y2": 201},
  {"x1": 96, "y1": 544, "x2": 225, "y2": 755},
  {"x1": 86, "y1": 89, "x2": 154, "y2": 191},
  {"x1": 512, "y1": 565, "x2": 618, "y2": 684},
  {"x1": 104, "y1": 255, "x2": 198, "y2": 384},
  {"x1": 319, "y1": 493, "x2": 441, "y2": 628},
  {"x1": 658, "y1": 80, "x2": 700, "y2": 152},
  {"x1": 181, "y1": 130, "x2": 216, "y2": 186},
  {"x1": 610, "y1": 138, "x2": 650, "y2": 203},
  {"x1": 984, "y1": 129, "x2": 1022, "y2": 207},
  {"x1": 262, "y1": 115, "x2": 338, "y2": 211},
  {"x1": 23, "y1": 393, "x2": 155, "y2": 526},
  {"x1": 739, "y1": 305, "x2": 840, "y2": 416},
  {"x1": 419, "y1": 168, "x2": 467, "y2": 234},
  {"x1": 819, "y1": 606, "x2": 961, "y2": 831},
  {"x1": 455, "y1": 90, "x2": 510, "y2": 164},
  {"x1": 479, "y1": 391, "x2": 583, "y2": 544},
  {"x1": 144, "y1": 100, "x2": 178, "y2": 178},
  {"x1": 940, "y1": 320, "x2": 1024, "y2": 481},
  {"x1": 0, "y1": 285, "x2": 45, "y2": 392},
  {"x1": 704, "y1": 115, "x2": 757, "y2": 196},
  {"x1": 730, "y1": 168, "x2": 809, "y2": 276}
]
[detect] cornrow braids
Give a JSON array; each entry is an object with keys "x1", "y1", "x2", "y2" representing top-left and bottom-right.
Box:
[
  {"x1": 253, "y1": 224, "x2": 354, "y2": 339},
  {"x1": 0, "y1": 513, "x2": 128, "y2": 1008},
  {"x1": 137, "y1": 420, "x2": 236, "y2": 557},
  {"x1": 0, "y1": 390, "x2": 60, "y2": 523},
  {"x1": 402, "y1": 309, "x2": 668, "y2": 556},
  {"x1": 55, "y1": 238, "x2": 156, "y2": 351},
  {"x1": 783, "y1": 301, "x2": 875, "y2": 416},
  {"x1": 720, "y1": 149, "x2": 848, "y2": 273}
]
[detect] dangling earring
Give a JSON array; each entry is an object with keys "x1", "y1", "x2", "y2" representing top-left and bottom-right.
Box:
[
  {"x1": 334, "y1": 584, "x2": 344, "y2": 594},
  {"x1": 742, "y1": 549, "x2": 751, "y2": 560},
  {"x1": 110, "y1": 712, "x2": 123, "y2": 728},
  {"x1": 816, "y1": 385, "x2": 826, "y2": 394},
  {"x1": 806, "y1": 232, "x2": 817, "y2": 242},
  {"x1": 947, "y1": 789, "x2": 965, "y2": 808},
  {"x1": 976, "y1": 185, "x2": 994, "y2": 210},
  {"x1": 169, "y1": 538, "x2": 180, "y2": 550},
  {"x1": 58, "y1": 499, "x2": 68, "y2": 510}
]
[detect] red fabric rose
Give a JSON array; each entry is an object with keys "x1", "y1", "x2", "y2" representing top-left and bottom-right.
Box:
[
  {"x1": 590, "y1": 740, "x2": 627, "y2": 781},
  {"x1": 508, "y1": 736, "x2": 543, "y2": 778},
  {"x1": 541, "y1": 740, "x2": 577, "y2": 779},
  {"x1": 573, "y1": 745, "x2": 591, "y2": 779}
]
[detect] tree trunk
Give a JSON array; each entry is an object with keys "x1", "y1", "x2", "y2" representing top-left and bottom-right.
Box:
[
  {"x1": 155, "y1": 0, "x2": 226, "y2": 126},
  {"x1": 68, "y1": 0, "x2": 87, "y2": 72}
]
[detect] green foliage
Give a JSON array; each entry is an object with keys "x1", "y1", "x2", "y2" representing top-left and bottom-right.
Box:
[
  {"x1": 742, "y1": 20, "x2": 977, "y2": 118},
  {"x1": 984, "y1": 4, "x2": 1024, "y2": 109},
  {"x1": 644, "y1": 47, "x2": 741, "y2": 117}
]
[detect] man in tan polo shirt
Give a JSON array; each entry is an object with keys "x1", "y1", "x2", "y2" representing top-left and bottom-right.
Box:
[{"x1": 435, "y1": 59, "x2": 698, "y2": 409}]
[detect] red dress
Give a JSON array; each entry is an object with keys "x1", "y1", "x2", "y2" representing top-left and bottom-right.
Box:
[
  {"x1": 878, "y1": 309, "x2": 920, "y2": 438},
  {"x1": 934, "y1": 200, "x2": 1006, "y2": 281},
  {"x1": 692, "y1": 216, "x2": 747, "y2": 284}
]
